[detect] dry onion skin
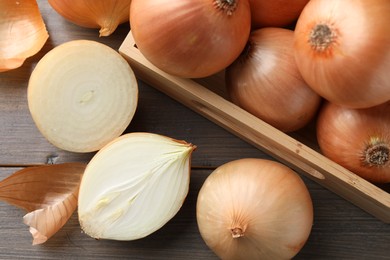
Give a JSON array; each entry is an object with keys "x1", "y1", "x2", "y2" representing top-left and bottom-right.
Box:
[
  {"x1": 48, "y1": 0, "x2": 132, "y2": 37},
  {"x1": 317, "y1": 101, "x2": 390, "y2": 183},
  {"x1": 130, "y1": 0, "x2": 251, "y2": 78},
  {"x1": 0, "y1": 0, "x2": 49, "y2": 72},
  {"x1": 0, "y1": 163, "x2": 86, "y2": 245},
  {"x1": 294, "y1": 0, "x2": 390, "y2": 108},
  {"x1": 197, "y1": 158, "x2": 313, "y2": 260},
  {"x1": 28, "y1": 40, "x2": 138, "y2": 153},
  {"x1": 78, "y1": 132, "x2": 196, "y2": 240},
  {"x1": 249, "y1": 0, "x2": 309, "y2": 29},
  {"x1": 226, "y1": 27, "x2": 321, "y2": 132}
]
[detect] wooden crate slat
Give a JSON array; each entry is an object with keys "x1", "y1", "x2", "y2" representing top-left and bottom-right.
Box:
[{"x1": 119, "y1": 31, "x2": 390, "y2": 223}]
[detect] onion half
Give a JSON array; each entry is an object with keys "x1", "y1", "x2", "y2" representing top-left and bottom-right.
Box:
[
  {"x1": 78, "y1": 133, "x2": 195, "y2": 240},
  {"x1": 28, "y1": 40, "x2": 138, "y2": 153}
]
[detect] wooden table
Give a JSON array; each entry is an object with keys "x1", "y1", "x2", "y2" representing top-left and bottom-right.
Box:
[{"x1": 1, "y1": 1, "x2": 389, "y2": 259}]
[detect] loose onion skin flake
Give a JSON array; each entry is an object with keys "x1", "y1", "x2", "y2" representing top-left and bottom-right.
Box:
[
  {"x1": 317, "y1": 101, "x2": 390, "y2": 183},
  {"x1": 294, "y1": 0, "x2": 390, "y2": 108},
  {"x1": 28, "y1": 40, "x2": 138, "y2": 153},
  {"x1": 78, "y1": 133, "x2": 196, "y2": 240},
  {"x1": 130, "y1": 0, "x2": 251, "y2": 78},
  {"x1": 0, "y1": 0, "x2": 49, "y2": 72},
  {"x1": 0, "y1": 163, "x2": 86, "y2": 245},
  {"x1": 48, "y1": 0, "x2": 132, "y2": 37},
  {"x1": 226, "y1": 27, "x2": 321, "y2": 132},
  {"x1": 196, "y1": 158, "x2": 313, "y2": 260}
]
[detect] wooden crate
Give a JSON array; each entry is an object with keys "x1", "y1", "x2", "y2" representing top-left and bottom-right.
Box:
[{"x1": 119, "y1": 31, "x2": 390, "y2": 223}]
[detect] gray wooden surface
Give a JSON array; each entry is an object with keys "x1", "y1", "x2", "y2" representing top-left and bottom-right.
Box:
[{"x1": 0, "y1": 1, "x2": 389, "y2": 259}]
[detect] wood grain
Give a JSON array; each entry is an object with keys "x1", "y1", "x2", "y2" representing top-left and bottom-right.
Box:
[
  {"x1": 0, "y1": 1, "x2": 389, "y2": 259},
  {"x1": 119, "y1": 32, "x2": 390, "y2": 223}
]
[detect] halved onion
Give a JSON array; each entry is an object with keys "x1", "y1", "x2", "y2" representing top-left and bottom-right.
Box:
[
  {"x1": 28, "y1": 40, "x2": 138, "y2": 153},
  {"x1": 78, "y1": 133, "x2": 196, "y2": 240},
  {"x1": 0, "y1": 0, "x2": 49, "y2": 72}
]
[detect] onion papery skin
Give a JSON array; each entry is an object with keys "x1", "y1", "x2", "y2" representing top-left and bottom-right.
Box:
[
  {"x1": 130, "y1": 0, "x2": 251, "y2": 78},
  {"x1": 249, "y1": 0, "x2": 309, "y2": 29},
  {"x1": 196, "y1": 158, "x2": 313, "y2": 260},
  {"x1": 317, "y1": 101, "x2": 390, "y2": 183},
  {"x1": 0, "y1": 0, "x2": 48, "y2": 72},
  {"x1": 294, "y1": 0, "x2": 390, "y2": 109},
  {"x1": 226, "y1": 27, "x2": 322, "y2": 132},
  {"x1": 48, "y1": 0, "x2": 132, "y2": 36}
]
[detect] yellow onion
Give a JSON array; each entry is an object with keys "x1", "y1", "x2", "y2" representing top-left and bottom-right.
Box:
[
  {"x1": 0, "y1": 0, "x2": 48, "y2": 72},
  {"x1": 130, "y1": 0, "x2": 251, "y2": 78},
  {"x1": 249, "y1": 0, "x2": 309, "y2": 29},
  {"x1": 48, "y1": 0, "x2": 132, "y2": 36},
  {"x1": 294, "y1": 0, "x2": 390, "y2": 108},
  {"x1": 197, "y1": 158, "x2": 313, "y2": 260},
  {"x1": 317, "y1": 101, "x2": 390, "y2": 183},
  {"x1": 226, "y1": 27, "x2": 322, "y2": 132}
]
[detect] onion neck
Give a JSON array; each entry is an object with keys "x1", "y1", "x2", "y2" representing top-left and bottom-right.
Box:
[
  {"x1": 214, "y1": 0, "x2": 237, "y2": 16},
  {"x1": 363, "y1": 138, "x2": 389, "y2": 167},
  {"x1": 309, "y1": 24, "x2": 336, "y2": 53},
  {"x1": 231, "y1": 227, "x2": 245, "y2": 238},
  {"x1": 230, "y1": 221, "x2": 247, "y2": 238}
]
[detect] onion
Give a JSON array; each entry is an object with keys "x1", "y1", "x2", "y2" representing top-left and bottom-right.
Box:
[
  {"x1": 226, "y1": 27, "x2": 322, "y2": 132},
  {"x1": 130, "y1": 0, "x2": 251, "y2": 78},
  {"x1": 28, "y1": 40, "x2": 138, "y2": 153},
  {"x1": 78, "y1": 133, "x2": 196, "y2": 240},
  {"x1": 249, "y1": 0, "x2": 309, "y2": 29},
  {"x1": 317, "y1": 101, "x2": 390, "y2": 183},
  {"x1": 294, "y1": 0, "x2": 390, "y2": 108},
  {"x1": 196, "y1": 158, "x2": 313, "y2": 259},
  {"x1": 48, "y1": 0, "x2": 132, "y2": 36},
  {"x1": 0, "y1": 0, "x2": 48, "y2": 72}
]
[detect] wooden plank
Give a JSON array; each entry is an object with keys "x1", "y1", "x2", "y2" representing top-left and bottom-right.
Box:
[
  {"x1": 1, "y1": 167, "x2": 389, "y2": 259},
  {"x1": 0, "y1": 1, "x2": 271, "y2": 167},
  {"x1": 0, "y1": 167, "x2": 216, "y2": 259},
  {"x1": 119, "y1": 32, "x2": 390, "y2": 223}
]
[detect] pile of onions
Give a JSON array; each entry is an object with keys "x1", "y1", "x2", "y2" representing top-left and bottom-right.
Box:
[
  {"x1": 249, "y1": 0, "x2": 309, "y2": 29},
  {"x1": 317, "y1": 101, "x2": 390, "y2": 183},
  {"x1": 0, "y1": 0, "x2": 48, "y2": 72},
  {"x1": 130, "y1": 0, "x2": 251, "y2": 78},
  {"x1": 294, "y1": 0, "x2": 390, "y2": 108},
  {"x1": 48, "y1": 0, "x2": 132, "y2": 36},
  {"x1": 226, "y1": 27, "x2": 322, "y2": 132},
  {"x1": 197, "y1": 158, "x2": 313, "y2": 259}
]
